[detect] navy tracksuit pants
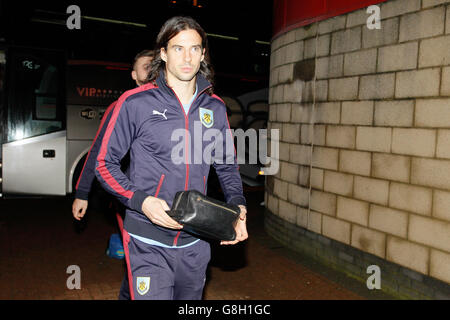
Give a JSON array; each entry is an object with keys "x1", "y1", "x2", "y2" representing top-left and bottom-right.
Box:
[
  {"x1": 122, "y1": 230, "x2": 211, "y2": 300},
  {"x1": 118, "y1": 275, "x2": 130, "y2": 300}
]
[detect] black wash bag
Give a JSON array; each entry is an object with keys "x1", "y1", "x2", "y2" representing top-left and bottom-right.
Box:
[{"x1": 166, "y1": 190, "x2": 240, "y2": 241}]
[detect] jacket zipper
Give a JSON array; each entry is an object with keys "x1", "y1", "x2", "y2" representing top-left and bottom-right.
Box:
[
  {"x1": 169, "y1": 84, "x2": 212, "y2": 246},
  {"x1": 168, "y1": 89, "x2": 189, "y2": 247},
  {"x1": 169, "y1": 84, "x2": 212, "y2": 188}
]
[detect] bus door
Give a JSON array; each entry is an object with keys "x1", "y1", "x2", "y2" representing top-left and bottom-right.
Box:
[{"x1": 1, "y1": 47, "x2": 66, "y2": 196}]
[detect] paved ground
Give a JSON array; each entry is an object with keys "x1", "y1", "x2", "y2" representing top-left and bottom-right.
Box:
[{"x1": 0, "y1": 189, "x2": 394, "y2": 300}]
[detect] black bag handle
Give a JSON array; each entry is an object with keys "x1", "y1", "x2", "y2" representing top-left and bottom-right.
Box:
[{"x1": 165, "y1": 209, "x2": 187, "y2": 219}]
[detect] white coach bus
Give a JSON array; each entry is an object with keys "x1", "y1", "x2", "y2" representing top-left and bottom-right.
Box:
[{"x1": 0, "y1": 46, "x2": 134, "y2": 197}]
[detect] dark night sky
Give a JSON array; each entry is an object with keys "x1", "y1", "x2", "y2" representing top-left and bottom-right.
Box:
[
  {"x1": 0, "y1": 0, "x2": 273, "y2": 96},
  {"x1": 0, "y1": 0, "x2": 273, "y2": 83},
  {"x1": 1, "y1": 0, "x2": 273, "y2": 55}
]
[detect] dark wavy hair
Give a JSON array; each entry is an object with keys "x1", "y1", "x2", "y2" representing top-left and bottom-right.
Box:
[{"x1": 147, "y1": 16, "x2": 214, "y2": 94}]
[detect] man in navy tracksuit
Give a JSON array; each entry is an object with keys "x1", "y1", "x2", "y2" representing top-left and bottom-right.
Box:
[
  {"x1": 95, "y1": 16, "x2": 248, "y2": 300},
  {"x1": 72, "y1": 50, "x2": 155, "y2": 300},
  {"x1": 72, "y1": 49, "x2": 155, "y2": 218}
]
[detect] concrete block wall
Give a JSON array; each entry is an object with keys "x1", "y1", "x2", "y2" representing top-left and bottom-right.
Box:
[{"x1": 266, "y1": 0, "x2": 450, "y2": 296}]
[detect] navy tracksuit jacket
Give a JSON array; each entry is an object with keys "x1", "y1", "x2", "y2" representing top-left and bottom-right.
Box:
[{"x1": 95, "y1": 71, "x2": 246, "y2": 247}]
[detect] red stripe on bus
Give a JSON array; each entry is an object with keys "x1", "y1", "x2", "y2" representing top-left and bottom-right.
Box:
[{"x1": 68, "y1": 60, "x2": 131, "y2": 68}]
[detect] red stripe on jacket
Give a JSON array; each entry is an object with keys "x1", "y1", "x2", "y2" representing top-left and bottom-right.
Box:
[
  {"x1": 122, "y1": 230, "x2": 135, "y2": 300},
  {"x1": 96, "y1": 83, "x2": 156, "y2": 199}
]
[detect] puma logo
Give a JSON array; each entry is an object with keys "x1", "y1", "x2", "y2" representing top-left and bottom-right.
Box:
[{"x1": 153, "y1": 109, "x2": 167, "y2": 120}]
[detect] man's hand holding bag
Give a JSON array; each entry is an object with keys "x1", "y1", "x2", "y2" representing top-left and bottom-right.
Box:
[{"x1": 166, "y1": 190, "x2": 247, "y2": 243}]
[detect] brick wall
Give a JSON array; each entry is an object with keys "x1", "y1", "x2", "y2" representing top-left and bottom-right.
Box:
[{"x1": 266, "y1": 0, "x2": 450, "y2": 294}]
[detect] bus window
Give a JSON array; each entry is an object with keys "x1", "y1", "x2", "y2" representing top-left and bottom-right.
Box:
[
  {"x1": 6, "y1": 49, "x2": 64, "y2": 143},
  {"x1": 34, "y1": 65, "x2": 58, "y2": 120}
]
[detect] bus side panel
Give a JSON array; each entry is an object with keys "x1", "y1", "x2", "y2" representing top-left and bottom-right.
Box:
[
  {"x1": 67, "y1": 104, "x2": 107, "y2": 140},
  {"x1": 66, "y1": 103, "x2": 108, "y2": 194},
  {"x1": 2, "y1": 131, "x2": 66, "y2": 195}
]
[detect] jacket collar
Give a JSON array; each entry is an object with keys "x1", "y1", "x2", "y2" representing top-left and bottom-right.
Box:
[{"x1": 156, "y1": 70, "x2": 212, "y2": 99}]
